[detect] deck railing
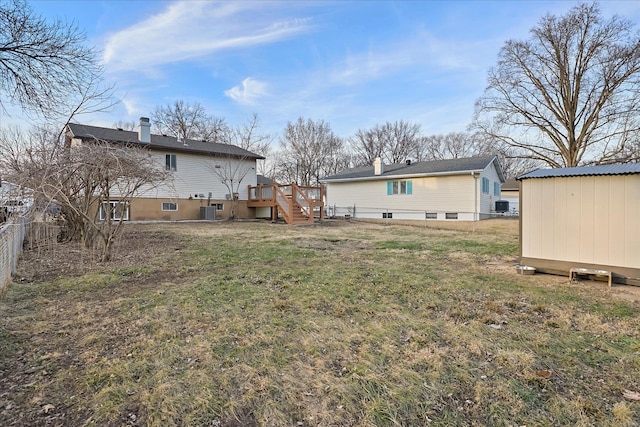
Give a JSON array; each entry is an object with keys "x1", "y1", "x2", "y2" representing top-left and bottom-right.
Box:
[{"x1": 247, "y1": 183, "x2": 324, "y2": 224}]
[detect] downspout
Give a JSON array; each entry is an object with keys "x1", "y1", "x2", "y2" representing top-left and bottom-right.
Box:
[{"x1": 472, "y1": 172, "x2": 478, "y2": 232}]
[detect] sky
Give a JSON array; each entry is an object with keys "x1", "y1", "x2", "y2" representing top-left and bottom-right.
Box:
[{"x1": 7, "y1": 0, "x2": 640, "y2": 140}]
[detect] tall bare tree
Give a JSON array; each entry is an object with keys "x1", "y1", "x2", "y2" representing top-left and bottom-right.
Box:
[
  {"x1": 473, "y1": 3, "x2": 640, "y2": 168},
  {"x1": 350, "y1": 121, "x2": 423, "y2": 166},
  {"x1": 152, "y1": 100, "x2": 229, "y2": 142},
  {"x1": 230, "y1": 113, "x2": 273, "y2": 177},
  {"x1": 207, "y1": 114, "x2": 270, "y2": 219},
  {"x1": 0, "y1": 0, "x2": 111, "y2": 121},
  {"x1": 278, "y1": 117, "x2": 349, "y2": 185},
  {"x1": 420, "y1": 132, "x2": 482, "y2": 161}
]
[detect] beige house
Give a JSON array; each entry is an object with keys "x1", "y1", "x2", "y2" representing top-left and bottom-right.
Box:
[
  {"x1": 518, "y1": 164, "x2": 640, "y2": 285},
  {"x1": 322, "y1": 156, "x2": 505, "y2": 221},
  {"x1": 500, "y1": 178, "x2": 519, "y2": 214},
  {"x1": 66, "y1": 118, "x2": 264, "y2": 221}
]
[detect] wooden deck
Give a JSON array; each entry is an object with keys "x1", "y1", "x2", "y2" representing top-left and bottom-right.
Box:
[{"x1": 247, "y1": 183, "x2": 324, "y2": 225}]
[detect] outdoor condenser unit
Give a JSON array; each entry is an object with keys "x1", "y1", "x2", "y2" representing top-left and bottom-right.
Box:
[
  {"x1": 495, "y1": 200, "x2": 509, "y2": 213},
  {"x1": 200, "y1": 206, "x2": 216, "y2": 220}
]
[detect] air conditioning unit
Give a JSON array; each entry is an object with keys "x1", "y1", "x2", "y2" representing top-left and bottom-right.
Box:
[
  {"x1": 200, "y1": 206, "x2": 216, "y2": 220},
  {"x1": 495, "y1": 200, "x2": 509, "y2": 213}
]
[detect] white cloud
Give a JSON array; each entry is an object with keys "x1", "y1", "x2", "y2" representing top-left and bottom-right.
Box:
[
  {"x1": 102, "y1": 1, "x2": 313, "y2": 72},
  {"x1": 328, "y1": 31, "x2": 491, "y2": 87},
  {"x1": 224, "y1": 78, "x2": 269, "y2": 105}
]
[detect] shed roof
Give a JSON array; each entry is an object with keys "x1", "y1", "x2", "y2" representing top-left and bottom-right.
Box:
[
  {"x1": 322, "y1": 156, "x2": 505, "y2": 183},
  {"x1": 518, "y1": 163, "x2": 640, "y2": 180},
  {"x1": 67, "y1": 123, "x2": 264, "y2": 160}
]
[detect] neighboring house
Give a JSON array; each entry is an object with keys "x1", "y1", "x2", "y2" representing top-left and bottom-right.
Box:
[
  {"x1": 321, "y1": 156, "x2": 505, "y2": 221},
  {"x1": 500, "y1": 178, "x2": 520, "y2": 214},
  {"x1": 0, "y1": 181, "x2": 33, "y2": 220},
  {"x1": 518, "y1": 164, "x2": 640, "y2": 285},
  {"x1": 66, "y1": 118, "x2": 264, "y2": 221}
]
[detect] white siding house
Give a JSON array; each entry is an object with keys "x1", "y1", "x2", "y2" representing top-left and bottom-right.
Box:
[
  {"x1": 322, "y1": 156, "x2": 505, "y2": 221},
  {"x1": 66, "y1": 119, "x2": 263, "y2": 221},
  {"x1": 519, "y1": 164, "x2": 640, "y2": 285}
]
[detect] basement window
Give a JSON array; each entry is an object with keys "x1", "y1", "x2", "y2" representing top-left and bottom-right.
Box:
[
  {"x1": 445, "y1": 212, "x2": 458, "y2": 220},
  {"x1": 99, "y1": 201, "x2": 129, "y2": 221},
  {"x1": 162, "y1": 202, "x2": 178, "y2": 211},
  {"x1": 382, "y1": 212, "x2": 393, "y2": 219},
  {"x1": 425, "y1": 212, "x2": 437, "y2": 219}
]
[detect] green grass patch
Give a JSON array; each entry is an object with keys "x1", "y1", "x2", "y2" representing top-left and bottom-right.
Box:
[{"x1": 1, "y1": 221, "x2": 638, "y2": 426}]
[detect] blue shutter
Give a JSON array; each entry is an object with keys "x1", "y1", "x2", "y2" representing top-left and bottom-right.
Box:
[
  {"x1": 387, "y1": 181, "x2": 393, "y2": 195},
  {"x1": 406, "y1": 180, "x2": 412, "y2": 195}
]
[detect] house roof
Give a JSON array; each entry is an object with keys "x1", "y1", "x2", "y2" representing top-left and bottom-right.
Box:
[
  {"x1": 67, "y1": 123, "x2": 265, "y2": 160},
  {"x1": 322, "y1": 156, "x2": 505, "y2": 183},
  {"x1": 501, "y1": 178, "x2": 519, "y2": 191},
  {"x1": 518, "y1": 163, "x2": 640, "y2": 180}
]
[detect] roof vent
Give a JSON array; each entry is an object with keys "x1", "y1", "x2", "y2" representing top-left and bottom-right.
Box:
[{"x1": 406, "y1": 159, "x2": 411, "y2": 166}]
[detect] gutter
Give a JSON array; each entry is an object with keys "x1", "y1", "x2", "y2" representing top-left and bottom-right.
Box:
[{"x1": 321, "y1": 169, "x2": 486, "y2": 184}]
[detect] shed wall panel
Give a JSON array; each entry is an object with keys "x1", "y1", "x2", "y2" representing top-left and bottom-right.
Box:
[
  {"x1": 625, "y1": 177, "x2": 640, "y2": 267},
  {"x1": 521, "y1": 174, "x2": 640, "y2": 272}
]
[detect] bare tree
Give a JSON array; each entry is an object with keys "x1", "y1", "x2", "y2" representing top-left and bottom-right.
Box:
[
  {"x1": 420, "y1": 132, "x2": 483, "y2": 161},
  {"x1": 350, "y1": 121, "x2": 423, "y2": 166},
  {"x1": 152, "y1": 100, "x2": 229, "y2": 142},
  {"x1": 473, "y1": 3, "x2": 640, "y2": 168},
  {"x1": 112, "y1": 120, "x2": 137, "y2": 131},
  {"x1": 278, "y1": 117, "x2": 349, "y2": 185},
  {"x1": 205, "y1": 114, "x2": 270, "y2": 219},
  {"x1": 1, "y1": 126, "x2": 169, "y2": 261},
  {"x1": 230, "y1": 113, "x2": 274, "y2": 177},
  {"x1": 0, "y1": 0, "x2": 111, "y2": 120}
]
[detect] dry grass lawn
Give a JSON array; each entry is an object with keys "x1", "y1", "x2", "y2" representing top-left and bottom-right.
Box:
[{"x1": 1, "y1": 219, "x2": 639, "y2": 426}]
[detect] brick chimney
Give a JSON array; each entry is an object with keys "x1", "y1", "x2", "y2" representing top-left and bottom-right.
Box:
[{"x1": 138, "y1": 117, "x2": 151, "y2": 143}]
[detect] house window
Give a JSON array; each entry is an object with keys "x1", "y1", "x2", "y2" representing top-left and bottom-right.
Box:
[
  {"x1": 387, "y1": 180, "x2": 413, "y2": 195},
  {"x1": 162, "y1": 202, "x2": 178, "y2": 211},
  {"x1": 213, "y1": 203, "x2": 224, "y2": 210},
  {"x1": 482, "y1": 177, "x2": 490, "y2": 194},
  {"x1": 165, "y1": 154, "x2": 177, "y2": 171},
  {"x1": 99, "y1": 201, "x2": 129, "y2": 221},
  {"x1": 382, "y1": 212, "x2": 393, "y2": 219},
  {"x1": 425, "y1": 212, "x2": 437, "y2": 220},
  {"x1": 494, "y1": 182, "x2": 500, "y2": 197},
  {"x1": 445, "y1": 212, "x2": 458, "y2": 220}
]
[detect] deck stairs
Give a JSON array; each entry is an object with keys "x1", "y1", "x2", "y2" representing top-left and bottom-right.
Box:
[{"x1": 247, "y1": 183, "x2": 324, "y2": 225}]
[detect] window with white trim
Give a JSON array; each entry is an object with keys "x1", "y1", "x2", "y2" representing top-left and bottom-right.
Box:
[
  {"x1": 425, "y1": 212, "x2": 437, "y2": 219},
  {"x1": 99, "y1": 201, "x2": 129, "y2": 221},
  {"x1": 482, "y1": 177, "x2": 490, "y2": 194},
  {"x1": 165, "y1": 154, "x2": 177, "y2": 171},
  {"x1": 445, "y1": 212, "x2": 458, "y2": 220},
  {"x1": 387, "y1": 179, "x2": 413, "y2": 195},
  {"x1": 162, "y1": 202, "x2": 178, "y2": 211}
]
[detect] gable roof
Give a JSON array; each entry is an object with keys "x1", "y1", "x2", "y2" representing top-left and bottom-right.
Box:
[
  {"x1": 67, "y1": 123, "x2": 264, "y2": 160},
  {"x1": 322, "y1": 156, "x2": 505, "y2": 183},
  {"x1": 501, "y1": 178, "x2": 519, "y2": 191},
  {"x1": 518, "y1": 163, "x2": 640, "y2": 180}
]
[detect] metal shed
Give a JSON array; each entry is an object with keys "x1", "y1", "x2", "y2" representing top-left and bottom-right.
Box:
[{"x1": 518, "y1": 164, "x2": 640, "y2": 285}]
